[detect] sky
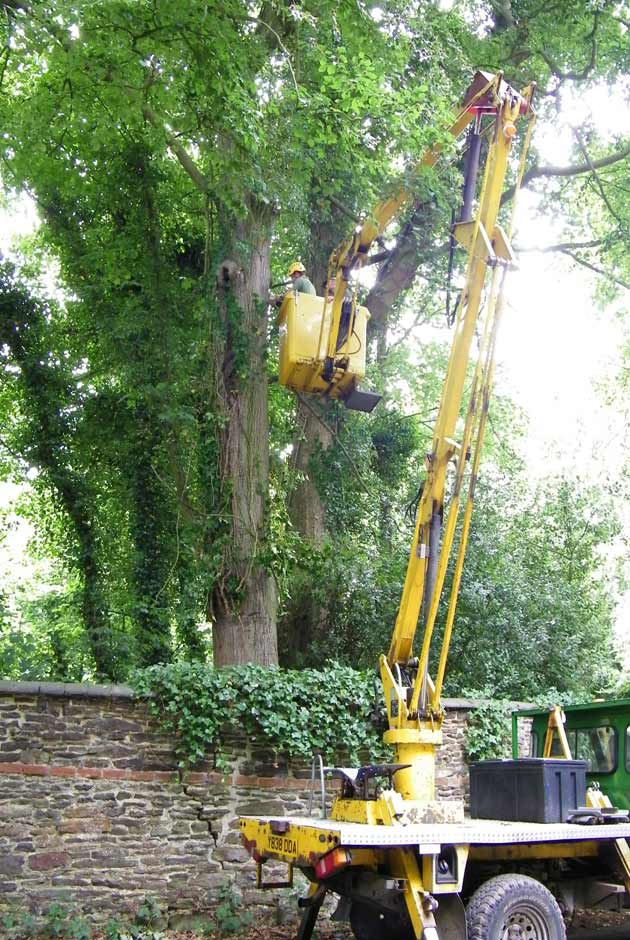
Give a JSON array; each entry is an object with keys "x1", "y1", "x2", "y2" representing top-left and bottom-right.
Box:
[
  {"x1": 499, "y1": 86, "x2": 630, "y2": 665},
  {"x1": 497, "y1": 202, "x2": 630, "y2": 667},
  {"x1": 499, "y1": 203, "x2": 627, "y2": 479}
]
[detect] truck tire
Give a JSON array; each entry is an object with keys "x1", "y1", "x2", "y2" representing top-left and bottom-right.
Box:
[{"x1": 466, "y1": 873, "x2": 566, "y2": 940}]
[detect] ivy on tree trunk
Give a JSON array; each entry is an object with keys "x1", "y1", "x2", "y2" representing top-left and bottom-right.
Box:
[{"x1": 211, "y1": 203, "x2": 278, "y2": 667}]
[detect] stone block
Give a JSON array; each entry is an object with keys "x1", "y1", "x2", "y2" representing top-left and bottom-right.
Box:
[
  {"x1": 237, "y1": 799, "x2": 285, "y2": 815},
  {"x1": 0, "y1": 855, "x2": 23, "y2": 875},
  {"x1": 28, "y1": 852, "x2": 70, "y2": 871},
  {"x1": 213, "y1": 844, "x2": 250, "y2": 864}
]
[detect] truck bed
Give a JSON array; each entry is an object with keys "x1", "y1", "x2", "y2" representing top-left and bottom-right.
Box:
[{"x1": 242, "y1": 814, "x2": 630, "y2": 849}]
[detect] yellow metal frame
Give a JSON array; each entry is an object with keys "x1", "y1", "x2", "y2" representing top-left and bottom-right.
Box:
[
  {"x1": 378, "y1": 77, "x2": 536, "y2": 809},
  {"x1": 243, "y1": 73, "x2": 542, "y2": 940},
  {"x1": 278, "y1": 72, "x2": 537, "y2": 811},
  {"x1": 587, "y1": 787, "x2": 630, "y2": 892},
  {"x1": 543, "y1": 706, "x2": 573, "y2": 759},
  {"x1": 284, "y1": 72, "x2": 534, "y2": 401}
]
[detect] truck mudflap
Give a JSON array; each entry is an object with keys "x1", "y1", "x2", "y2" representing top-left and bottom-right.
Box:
[{"x1": 433, "y1": 895, "x2": 466, "y2": 940}]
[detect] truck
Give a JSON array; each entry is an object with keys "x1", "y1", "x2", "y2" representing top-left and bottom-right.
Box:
[{"x1": 240, "y1": 70, "x2": 630, "y2": 940}]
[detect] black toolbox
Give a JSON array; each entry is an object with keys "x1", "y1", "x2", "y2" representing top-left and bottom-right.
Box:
[{"x1": 470, "y1": 758, "x2": 587, "y2": 823}]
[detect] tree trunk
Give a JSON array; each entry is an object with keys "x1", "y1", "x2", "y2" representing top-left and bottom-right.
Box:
[
  {"x1": 211, "y1": 203, "x2": 278, "y2": 666},
  {"x1": 275, "y1": 212, "x2": 346, "y2": 665},
  {"x1": 279, "y1": 398, "x2": 333, "y2": 666},
  {"x1": 365, "y1": 200, "x2": 440, "y2": 344},
  {"x1": 0, "y1": 264, "x2": 118, "y2": 678},
  {"x1": 288, "y1": 399, "x2": 333, "y2": 546}
]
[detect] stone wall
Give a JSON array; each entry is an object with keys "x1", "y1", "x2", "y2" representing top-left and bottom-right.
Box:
[{"x1": 0, "y1": 681, "x2": 522, "y2": 927}]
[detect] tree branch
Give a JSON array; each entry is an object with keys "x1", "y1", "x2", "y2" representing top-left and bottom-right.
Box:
[
  {"x1": 572, "y1": 127, "x2": 626, "y2": 227},
  {"x1": 327, "y1": 194, "x2": 361, "y2": 224},
  {"x1": 386, "y1": 307, "x2": 432, "y2": 353},
  {"x1": 364, "y1": 199, "x2": 441, "y2": 330},
  {"x1": 365, "y1": 248, "x2": 392, "y2": 266},
  {"x1": 560, "y1": 249, "x2": 630, "y2": 291},
  {"x1": 0, "y1": 434, "x2": 24, "y2": 462},
  {"x1": 518, "y1": 238, "x2": 605, "y2": 253},
  {"x1": 142, "y1": 105, "x2": 208, "y2": 194},
  {"x1": 0, "y1": 4, "x2": 13, "y2": 90},
  {"x1": 250, "y1": 17, "x2": 300, "y2": 97},
  {"x1": 1, "y1": 0, "x2": 30, "y2": 13},
  {"x1": 502, "y1": 143, "x2": 630, "y2": 203},
  {"x1": 538, "y1": 11, "x2": 599, "y2": 82}
]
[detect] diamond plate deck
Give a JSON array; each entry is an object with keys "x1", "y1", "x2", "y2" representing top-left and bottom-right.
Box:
[{"x1": 242, "y1": 815, "x2": 630, "y2": 847}]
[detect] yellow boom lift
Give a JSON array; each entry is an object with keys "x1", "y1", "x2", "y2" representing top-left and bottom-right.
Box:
[{"x1": 241, "y1": 71, "x2": 630, "y2": 940}]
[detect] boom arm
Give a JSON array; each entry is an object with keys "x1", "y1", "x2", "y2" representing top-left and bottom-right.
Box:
[
  {"x1": 321, "y1": 72, "x2": 531, "y2": 386},
  {"x1": 279, "y1": 71, "x2": 535, "y2": 805},
  {"x1": 374, "y1": 75, "x2": 536, "y2": 803}
]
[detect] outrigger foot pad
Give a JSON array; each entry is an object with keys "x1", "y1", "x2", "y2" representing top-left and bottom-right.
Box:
[{"x1": 344, "y1": 389, "x2": 382, "y2": 412}]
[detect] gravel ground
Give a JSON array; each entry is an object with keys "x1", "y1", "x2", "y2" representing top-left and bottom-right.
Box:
[
  {"x1": 88, "y1": 910, "x2": 630, "y2": 939},
  {"x1": 568, "y1": 908, "x2": 630, "y2": 938}
]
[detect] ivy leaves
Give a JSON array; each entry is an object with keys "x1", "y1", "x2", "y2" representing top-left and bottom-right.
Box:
[{"x1": 132, "y1": 661, "x2": 384, "y2": 766}]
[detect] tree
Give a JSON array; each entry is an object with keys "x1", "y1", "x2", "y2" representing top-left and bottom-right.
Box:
[
  {"x1": 0, "y1": 0, "x2": 459, "y2": 671},
  {"x1": 271, "y1": 0, "x2": 630, "y2": 663},
  {"x1": 441, "y1": 472, "x2": 620, "y2": 699},
  {"x1": 0, "y1": 264, "x2": 118, "y2": 675},
  {"x1": 0, "y1": 0, "x2": 628, "y2": 679}
]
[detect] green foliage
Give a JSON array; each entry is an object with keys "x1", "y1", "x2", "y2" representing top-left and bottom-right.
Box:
[
  {"x1": 0, "y1": 577, "x2": 95, "y2": 682},
  {"x1": 134, "y1": 898, "x2": 162, "y2": 931},
  {"x1": 100, "y1": 924, "x2": 165, "y2": 940},
  {"x1": 0, "y1": 894, "x2": 166, "y2": 940},
  {"x1": 278, "y1": 337, "x2": 620, "y2": 701},
  {"x1": 370, "y1": 410, "x2": 424, "y2": 487},
  {"x1": 279, "y1": 539, "x2": 407, "y2": 669},
  {"x1": 441, "y1": 472, "x2": 620, "y2": 700},
  {"x1": 463, "y1": 693, "x2": 514, "y2": 762},
  {"x1": 0, "y1": 901, "x2": 92, "y2": 940},
  {"x1": 0, "y1": 0, "x2": 628, "y2": 681},
  {"x1": 132, "y1": 661, "x2": 384, "y2": 765},
  {"x1": 0, "y1": 0, "x2": 465, "y2": 672},
  {"x1": 205, "y1": 884, "x2": 253, "y2": 938},
  {"x1": 98, "y1": 898, "x2": 164, "y2": 940},
  {"x1": 0, "y1": 910, "x2": 37, "y2": 940},
  {"x1": 104, "y1": 920, "x2": 126, "y2": 940},
  {"x1": 42, "y1": 902, "x2": 69, "y2": 939}
]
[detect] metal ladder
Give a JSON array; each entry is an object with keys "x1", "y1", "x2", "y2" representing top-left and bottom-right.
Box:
[{"x1": 308, "y1": 754, "x2": 328, "y2": 818}]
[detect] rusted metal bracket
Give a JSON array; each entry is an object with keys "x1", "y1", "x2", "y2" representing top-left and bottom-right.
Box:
[{"x1": 256, "y1": 860, "x2": 294, "y2": 890}]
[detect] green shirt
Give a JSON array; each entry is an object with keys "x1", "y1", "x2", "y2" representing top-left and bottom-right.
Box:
[{"x1": 292, "y1": 275, "x2": 316, "y2": 296}]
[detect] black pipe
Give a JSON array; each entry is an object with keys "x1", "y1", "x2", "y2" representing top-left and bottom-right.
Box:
[
  {"x1": 416, "y1": 508, "x2": 442, "y2": 714},
  {"x1": 422, "y1": 509, "x2": 442, "y2": 632},
  {"x1": 460, "y1": 130, "x2": 482, "y2": 223}
]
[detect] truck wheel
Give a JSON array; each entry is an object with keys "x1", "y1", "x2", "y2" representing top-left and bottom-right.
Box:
[{"x1": 466, "y1": 874, "x2": 566, "y2": 940}]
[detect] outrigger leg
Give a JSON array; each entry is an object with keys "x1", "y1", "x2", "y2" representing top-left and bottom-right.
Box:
[{"x1": 297, "y1": 884, "x2": 327, "y2": 940}]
